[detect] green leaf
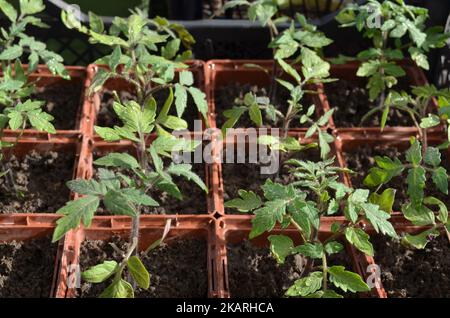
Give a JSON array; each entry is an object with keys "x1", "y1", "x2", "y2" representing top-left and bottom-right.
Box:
[
  {"x1": 407, "y1": 166, "x2": 426, "y2": 204},
  {"x1": 249, "y1": 103, "x2": 263, "y2": 127},
  {"x1": 100, "y1": 279, "x2": 134, "y2": 298},
  {"x1": 345, "y1": 227, "x2": 374, "y2": 256},
  {"x1": 0, "y1": 0, "x2": 17, "y2": 22},
  {"x1": 28, "y1": 110, "x2": 56, "y2": 133},
  {"x1": 432, "y1": 167, "x2": 448, "y2": 195},
  {"x1": 402, "y1": 202, "x2": 435, "y2": 226},
  {"x1": 294, "y1": 242, "x2": 324, "y2": 259},
  {"x1": 66, "y1": 179, "x2": 107, "y2": 196},
  {"x1": 98, "y1": 168, "x2": 120, "y2": 190},
  {"x1": 225, "y1": 190, "x2": 262, "y2": 212},
  {"x1": 89, "y1": 11, "x2": 104, "y2": 33},
  {"x1": 285, "y1": 272, "x2": 323, "y2": 297},
  {"x1": 420, "y1": 114, "x2": 440, "y2": 129},
  {"x1": 95, "y1": 126, "x2": 121, "y2": 141},
  {"x1": 424, "y1": 147, "x2": 441, "y2": 167},
  {"x1": 7, "y1": 111, "x2": 23, "y2": 130},
  {"x1": 328, "y1": 266, "x2": 370, "y2": 293},
  {"x1": 324, "y1": 241, "x2": 344, "y2": 255},
  {"x1": 0, "y1": 46, "x2": 23, "y2": 60},
  {"x1": 108, "y1": 46, "x2": 121, "y2": 71},
  {"x1": 162, "y1": 39, "x2": 181, "y2": 60},
  {"x1": 82, "y1": 260, "x2": 117, "y2": 283},
  {"x1": 90, "y1": 31, "x2": 129, "y2": 47},
  {"x1": 89, "y1": 69, "x2": 111, "y2": 94},
  {"x1": 268, "y1": 235, "x2": 294, "y2": 264},
  {"x1": 409, "y1": 47, "x2": 429, "y2": 70},
  {"x1": 188, "y1": 87, "x2": 207, "y2": 119},
  {"x1": 361, "y1": 203, "x2": 397, "y2": 238},
  {"x1": 424, "y1": 196, "x2": 448, "y2": 224},
  {"x1": 53, "y1": 196, "x2": 100, "y2": 242},
  {"x1": 249, "y1": 200, "x2": 287, "y2": 239},
  {"x1": 406, "y1": 140, "x2": 422, "y2": 165},
  {"x1": 94, "y1": 153, "x2": 139, "y2": 169},
  {"x1": 104, "y1": 189, "x2": 137, "y2": 216},
  {"x1": 121, "y1": 188, "x2": 159, "y2": 207},
  {"x1": 369, "y1": 188, "x2": 396, "y2": 213},
  {"x1": 277, "y1": 58, "x2": 301, "y2": 83},
  {"x1": 318, "y1": 130, "x2": 333, "y2": 159},
  {"x1": 357, "y1": 60, "x2": 379, "y2": 77},
  {"x1": 301, "y1": 47, "x2": 330, "y2": 80},
  {"x1": 403, "y1": 228, "x2": 439, "y2": 249},
  {"x1": 127, "y1": 256, "x2": 150, "y2": 289},
  {"x1": 167, "y1": 163, "x2": 208, "y2": 192},
  {"x1": 179, "y1": 70, "x2": 194, "y2": 86},
  {"x1": 174, "y1": 84, "x2": 187, "y2": 118},
  {"x1": 364, "y1": 156, "x2": 404, "y2": 187}
]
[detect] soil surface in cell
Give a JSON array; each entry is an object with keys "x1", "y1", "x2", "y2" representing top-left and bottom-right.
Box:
[
  {"x1": 0, "y1": 235, "x2": 57, "y2": 297},
  {"x1": 222, "y1": 148, "x2": 330, "y2": 214},
  {"x1": 78, "y1": 235, "x2": 208, "y2": 298},
  {"x1": 344, "y1": 144, "x2": 450, "y2": 211},
  {"x1": 0, "y1": 150, "x2": 74, "y2": 213},
  {"x1": 226, "y1": 240, "x2": 358, "y2": 298},
  {"x1": 92, "y1": 157, "x2": 207, "y2": 215},
  {"x1": 325, "y1": 78, "x2": 416, "y2": 127},
  {"x1": 97, "y1": 88, "x2": 202, "y2": 131},
  {"x1": 373, "y1": 235, "x2": 450, "y2": 298},
  {"x1": 215, "y1": 83, "x2": 317, "y2": 129},
  {"x1": 31, "y1": 80, "x2": 82, "y2": 130}
]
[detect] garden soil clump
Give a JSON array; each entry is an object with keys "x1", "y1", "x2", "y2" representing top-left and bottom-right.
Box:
[
  {"x1": 0, "y1": 236, "x2": 57, "y2": 297},
  {"x1": 373, "y1": 235, "x2": 450, "y2": 298},
  {"x1": 78, "y1": 235, "x2": 208, "y2": 298},
  {"x1": 0, "y1": 151, "x2": 73, "y2": 213},
  {"x1": 32, "y1": 81, "x2": 82, "y2": 130}
]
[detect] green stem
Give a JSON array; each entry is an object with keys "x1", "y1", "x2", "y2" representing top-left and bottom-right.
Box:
[{"x1": 322, "y1": 252, "x2": 328, "y2": 291}]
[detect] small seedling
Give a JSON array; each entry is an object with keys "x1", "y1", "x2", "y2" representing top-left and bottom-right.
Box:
[
  {"x1": 336, "y1": 0, "x2": 449, "y2": 125},
  {"x1": 0, "y1": 0, "x2": 68, "y2": 191},
  {"x1": 226, "y1": 157, "x2": 398, "y2": 297},
  {"x1": 61, "y1": 8, "x2": 208, "y2": 132}
]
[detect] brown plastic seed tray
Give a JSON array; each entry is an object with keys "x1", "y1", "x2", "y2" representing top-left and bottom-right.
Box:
[
  {"x1": 55, "y1": 215, "x2": 220, "y2": 298},
  {"x1": 214, "y1": 215, "x2": 386, "y2": 298},
  {"x1": 0, "y1": 214, "x2": 63, "y2": 298},
  {"x1": 205, "y1": 60, "x2": 333, "y2": 132},
  {"x1": 0, "y1": 137, "x2": 84, "y2": 210},
  {"x1": 1, "y1": 65, "x2": 91, "y2": 136}
]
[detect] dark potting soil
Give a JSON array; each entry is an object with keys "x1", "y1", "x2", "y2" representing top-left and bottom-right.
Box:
[
  {"x1": 31, "y1": 81, "x2": 82, "y2": 130},
  {"x1": 325, "y1": 78, "x2": 415, "y2": 128},
  {"x1": 215, "y1": 83, "x2": 316, "y2": 129},
  {"x1": 78, "y1": 235, "x2": 208, "y2": 298},
  {"x1": 373, "y1": 235, "x2": 450, "y2": 298},
  {"x1": 93, "y1": 160, "x2": 207, "y2": 215},
  {"x1": 0, "y1": 235, "x2": 57, "y2": 297},
  {"x1": 0, "y1": 151, "x2": 74, "y2": 213},
  {"x1": 344, "y1": 145, "x2": 450, "y2": 211},
  {"x1": 221, "y1": 148, "x2": 326, "y2": 214},
  {"x1": 97, "y1": 89, "x2": 202, "y2": 131},
  {"x1": 227, "y1": 240, "x2": 358, "y2": 298}
]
